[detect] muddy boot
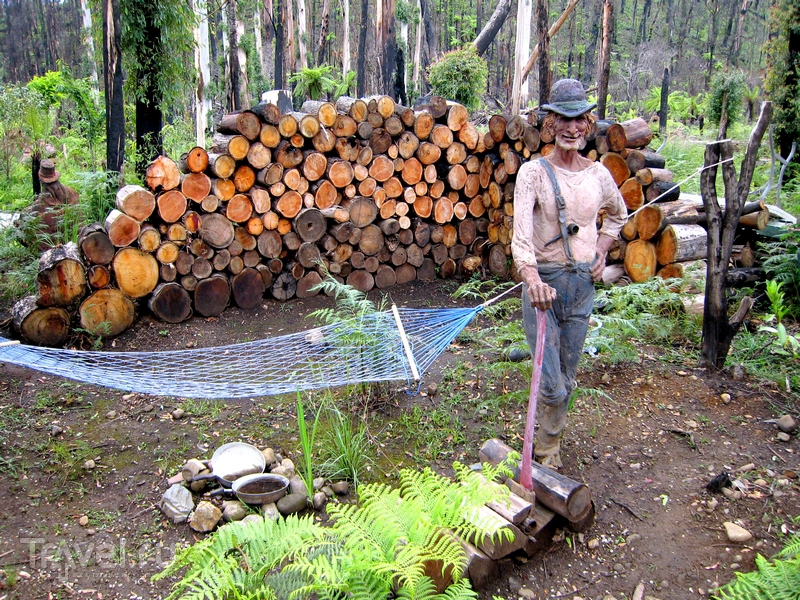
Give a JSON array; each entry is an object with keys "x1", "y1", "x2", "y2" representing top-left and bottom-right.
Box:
[{"x1": 534, "y1": 403, "x2": 567, "y2": 469}]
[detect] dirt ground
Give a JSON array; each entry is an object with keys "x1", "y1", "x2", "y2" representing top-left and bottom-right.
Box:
[{"x1": 0, "y1": 278, "x2": 798, "y2": 600}]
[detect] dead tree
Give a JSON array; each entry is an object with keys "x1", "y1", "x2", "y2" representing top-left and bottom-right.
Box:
[{"x1": 700, "y1": 102, "x2": 772, "y2": 370}]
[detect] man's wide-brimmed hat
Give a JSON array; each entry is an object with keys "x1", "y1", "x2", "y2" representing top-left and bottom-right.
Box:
[
  {"x1": 541, "y1": 79, "x2": 596, "y2": 118},
  {"x1": 38, "y1": 160, "x2": 60, "y2": 183}
]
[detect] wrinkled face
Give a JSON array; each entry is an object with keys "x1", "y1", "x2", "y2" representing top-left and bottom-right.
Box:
[{"x1": 553, "y1": 115, "x2": 589, "y2": 152}]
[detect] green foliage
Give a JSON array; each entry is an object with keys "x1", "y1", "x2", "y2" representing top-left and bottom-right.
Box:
[
  {"x1": 764, "y1": 0, "x2": 800, "y2": 157},
  {"x1": 296, "y1": 393, "x2": 321, "y2": 500},
  {"x1": 0, "y1": 217, "x2": 41, "y2": 305},
  {"x1": 758, "y1": 323, "x2": 800, "y2": 359},
  {"x1": 427, "y1": 46, "x2": 487, "y2": 110},
  {"x1": 761, "y1": 231, "x2": 800, "y2": 320},
  {"x1": 589, "y1": 278, "x2": 701, "y2": 363},
  {"x1": 643, "y1": 88, "x2": 704, "y2": 123},
  {"x1": 396, "y1": 0, "x2": 412, "y2": 23},
  {"x1": 288, "y1": 65, "x2": 337, "y2": 101},
  {"x1": 711, "y1": 536, "x2": 800, "y2": 599},
  {"x1": 765, "y1": 280, "x2": 790, "y2": 324},
  {"x1": 318, "y1": 402, "x2": 374, "y2": 489},
  {"x1": 155, "y1": 459, "x2": 516, "y2": 599},
  {"x1": 334, "y1": 71, "x2": 358, "y2": 100},
  {"x1": 705, "y1": 71, "x2": 748, "y2": 128},
  {"x1": 120, "y1": 0, "x2": 197, "y2": 109}
]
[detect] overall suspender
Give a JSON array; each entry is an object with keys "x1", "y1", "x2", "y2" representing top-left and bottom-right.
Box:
[{"x1": 539, "y1": 159, "x2": 575, "y2": 263}]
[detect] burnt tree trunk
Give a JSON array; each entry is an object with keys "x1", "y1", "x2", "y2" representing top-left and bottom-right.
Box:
[
  {"x1": 536, "y1": 0, "x2": 550, "y2": 106},
  {"x1": 274, "y1": 0, "x2": 284, "y2": 89},
  {"x1": 135, "y1": 4, "x2": 163, "y2": 177},
  {"x1": 659, "y1": 67, "x2": 669, "y2": 138},
  {"x1": 473, "y1": 0, "x2": 513, "y2": 56},
  {"x1": 356, "y1": 0, "x2": 369, "y2": 96},
  {"x1": 700, "y1": 102, "x2": 771, "y2": 369},
  {"x1": 103, "y1": 0, "x2": 124, "y2": 173}
]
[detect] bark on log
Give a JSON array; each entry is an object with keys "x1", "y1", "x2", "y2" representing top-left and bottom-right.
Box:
[
  {"x1": 145, "y1": 156, "x2": 181, "y2": 191},
  {"x1": 655, "y1": 224, "x2": 708, "y2": 265},
  {"x1": 37, "y1": 242, "x2": 87, "y2": 307},
  {"x1": 105, "y1": 209, "x2": 141, "y2": 247},
  {"x1": 12, "y1": 295, "x2": 71, "y2": 346},
  {"x1": 620, "y1": 117, "x2": 654, "y2": 148},
  {"x1": 116, "y1": 185, "x2": 155, "y2": 221}
]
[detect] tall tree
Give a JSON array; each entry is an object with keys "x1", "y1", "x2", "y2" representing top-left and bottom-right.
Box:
[
  {"x1": 596, "y1": 0, "x2": 612, "y2": 118},
  {"x1": 194, "y1": 0, "x2": 212, "y2": 145},
  {"x1": 765, "y1": 0, "x2": 800, "y2": 159},
  {"x1": 275, "y1": 0, "x2": 285, "y2": 88},
  {"x1": 80, "y1": 0, "x2": 99, "y2": 90},
  {"x1": 536, "y1": 0, "x2": 549, "y2": 107},
  {"x1": 227, "y1": 0, "x2": 242, "y2": 110},
  {"x1": 356, "y1": 0, "x2": 369, "y2": 95},
  {"x1": 342, "y1": 0, "x2": 351, "y2": 77},
  {"x1": 511, "y1": 0, "x2": 533, "y2": 113},
  {"x1": 316, "y1": 0, "x2": 330, "y2": 65},
  {"x1": 103, "y1": 0, "x2": 124, "y2": 174},
  {"x1": 297, "y1": 0, "x2": 308, "y2": 69}
]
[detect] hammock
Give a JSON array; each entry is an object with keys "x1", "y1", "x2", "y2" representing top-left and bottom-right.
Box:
[{"x1": 0, "y1": 286, "x2": 520, "y2": 399}]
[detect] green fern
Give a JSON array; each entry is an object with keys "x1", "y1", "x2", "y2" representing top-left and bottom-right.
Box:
[{"x1": 711, "y1": 536, "x2": 800, "y2": 600}]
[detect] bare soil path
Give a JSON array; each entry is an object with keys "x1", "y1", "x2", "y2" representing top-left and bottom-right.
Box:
[{"x1": 0, "y1": 279, "x2": 797, "y2": 600}]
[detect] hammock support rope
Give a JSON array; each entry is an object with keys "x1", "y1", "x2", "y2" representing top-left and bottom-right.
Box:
[{"x1": 0, "y1": 288, "x2": 521, "y2": 398}]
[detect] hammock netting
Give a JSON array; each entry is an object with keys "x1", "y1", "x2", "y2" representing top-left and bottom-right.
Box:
[{"x1": 0, "y1": 306, "x2": 484, "y2": 399}]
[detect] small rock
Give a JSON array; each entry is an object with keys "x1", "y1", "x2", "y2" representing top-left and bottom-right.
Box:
[
  {"x1": 613, "y1": 562, "x2": 625, "y2": 572},
  {"x1": 632, "y1": 583, "x2": 645, "y2": 600},
  {"x1": 78, "y1": 515, "x2": 89, "y2": 527},
  {"x1": 626, "y1": 533, "x2": 641, "y2": 544},
  {"x1": 289, "y1": 475, "x2": 307, "y2": 496},
  {"x1": 141, "y1": 403, "x2": 154, "y2": 412},
  {"x1": 160, "y1": 483, "x2": 194, "y2": 524},
  {"x1": 261, "y1": 447, "x2": 277, "y2": 465},
  {"x1": 707, "y1": 498, "x2": 719, "y2": 511},
  {"x1": 677, "y1": 371, "x2": 688, "y2": 376},
  {"x1": 777, "y1": 432, "x2": 791, "y2": 442},
  {"x1": 721, "y1": 393, "x2": 732, "y2": 405},
  {"x1": 190, "y1": 476, "x2": 209, "y2": 493},
  {"x1": 729, "y1": 562, "x2": 740, "y2": 570},
  {"x1": 172, "y1": 408, "x2": 185, "y2": 420},
  {"x1": 427, "y1": 382, "x2": 438, "y2": 397},
  {"x1": 242, "y1": 514, "x2": 262, "y2": 525},
  {"x1": 106, "y1": 410, "x2": 117, "y2": 419},
  {"x1": 86, "y1": 528, "x2": 96, "y2": 536},
  {"x1": 261, "y1": 502, "x2": 280, "y2": 521},
  {"x1": 601, "y1": 373, "x2": 612, "y2": 382},
  {"x1": 312, "y1": 476, "x2": 325, "y2": 491},
  {"x1": 312, "y1": 491, "x2": 327, "y2": 510},
  {"x1": 277, "y1": 493, "x2": 308, "y2": 516},
  {"x1": 723, "y1": 521, "x2": 753, "y2": 542},
  {"x1": 736, "y1": 463, "x2": 755, "y2": 473},
  {"x1": 754, "y1": 478, "x2": 767, "y2": 486},
  {"x1": 83, "y1": 459, "x2": 96, "y2": 470},
  {"x1": 507, "y1": 576, "x2": 522, "y2": 592},
  {"x1": 507, "y1": 348, "x2": 530, "y2": 362},
  {"x1": 331, "y1": 481, "x2": 349, "y2": 496},
  {"x1": 518, "y1": 588, "x2": 536, "y2": 599},
  {"x1": 587, "y1": 538, "x2": 600, "y2": 550},
  {"x1": 271, "y1": 465, "x2": 288, "y2": 477},
  {"x1": 776, "y1": 414, "x2": 797, "y2": 433},
  {"x1": 182, "y1": 458, "x2": 207, "y2": 482},
  {"x1": 190, "y1": 501, "x2": 222, "y2": 532},
  {"x1": 721, "y1": 487, "x2": 741, "y2": 500},
  {"x1": 322, "y1": 485, "x2": 334, "y2": 498},
  {"x1": 222, "y1": 500, "x2": 248, "y2": 522},
  {"x1": 730, "y1": 365, "x2": 746, "y2": 380},
  {"x1": 50, "y1": 424, "x2": 63, "y2": 436},
  {"x1": 122, "y1": 394, "x2": 135, "y2": 401},
  {"x1": 280, "y1": 459, "x2": 295, "y2": 477}
]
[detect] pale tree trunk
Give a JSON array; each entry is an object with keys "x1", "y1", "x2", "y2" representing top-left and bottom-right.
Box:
[
  {"x1": 316, "y1": 0, "x2": 330, "y2": 65},
  {"x1": 732, "y1": 0, "x2": 749, "y2": 67},
  {"x1": 400, "y1": 21, "x2": 409, "y2": 99},
  {"x1": 194, "y1": 0, "x2": 212, "y2": 146},
  {"x1": 262, "y1": 0, "x2": 274, "y2": 87},
  {"x1": 80, "y1": 0, "x2": 98, "y2": 91},
  {"x1": 412, "y1": 0, "x2": 422, "y2": 91},
  {"x1": 237, "y1": 18, "x2": 250, "y2": 105},
  {"x1": 511, "y1": 0, "x2": 533, "y2": 114},
  {"x1": 596, "y1": 0, "x2": 612, "y2": 118},
  {"x1": 473, "y1": 0, "x2": 513, "y2": 57},
  {"x1": 342, "y1": 0, "x2": 351, "y2": 77},
  {"x1": 254, "y1": 6, "x2": 264, "y2": 76},
  {"x1": 297, "y1": 0, "x2": 308, "y2": 70}
]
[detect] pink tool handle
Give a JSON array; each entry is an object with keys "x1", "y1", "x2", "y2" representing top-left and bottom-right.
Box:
[{"x1": 520, "y1": 307, "x2": 547, "y2": 490}]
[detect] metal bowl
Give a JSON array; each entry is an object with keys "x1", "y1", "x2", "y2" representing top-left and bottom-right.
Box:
[{"x1": 230, "y1": 473, "x2": 290, "y2": 505}]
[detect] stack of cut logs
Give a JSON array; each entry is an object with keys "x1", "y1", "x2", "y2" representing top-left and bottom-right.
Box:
[{"x1": 14, "y1": 95, "x2": 766, "y2": 345}]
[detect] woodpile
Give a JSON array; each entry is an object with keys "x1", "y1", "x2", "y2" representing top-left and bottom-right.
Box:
[{"x1": 13, "y1": 95, "x2": 761, "y2": 345}]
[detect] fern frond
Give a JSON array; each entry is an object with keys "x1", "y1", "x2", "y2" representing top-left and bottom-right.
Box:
[{"x1": 776, "y1": 535, "x2": 800, "y2": 560}]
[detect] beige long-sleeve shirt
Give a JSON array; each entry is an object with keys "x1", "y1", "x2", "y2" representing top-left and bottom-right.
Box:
[{"x1": 511, "y1": 159, "x2": 628, "y2": 269}]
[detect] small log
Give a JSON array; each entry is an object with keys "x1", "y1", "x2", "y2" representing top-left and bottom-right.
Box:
[
  {"x1": 296, "y1": 271, "x2": 323, "y2": 298},
  {"x1": 230, "y1": 268, "x2": 265, "y2": 309},
  {"x1": 79, "y1": 288, "x2": 135, "y2": 336},
  {"x1": 478, "y1": 438, "x2": 593, "y2": 522},
  {"x1": 655, "y1": 224, "x2": 707, "y2": 265},
  {"x1": 113, "y1": 247, "x2": 159, "y2": 298},
  {"x1": 179, "y1": 146, "x2": 209, "y2": 173},
  {"x1": 624, "y1": 239, "x2": 658, "y2": 281},
  {"x1": 212, "y1": 178, "x2": 235, "y2": 201},
  {"x1": 211, "y1": 134, "x2": 250, "y2": 160},
  {"x1": 87, "y1": 264, "x2": 111, "y2": 288},
  {"x1": 618, "y1": 178, "x2": 644, "y2": 211},
  {"x1": 200, "y1": 213, "x2": 235, "y2": 248},
  {"x1": 157, "y1": 190, "x2": 188, "y2": 223},
  {"x1": 645, "y1": 180, "x2": 680, "y2": 203},
  {"x1": 634, "y1": 200, "x2": 700, "y2": 241},
  {"x1": 145, "y1": 156, "x2": 181, "y2": 191},
  {"x1": 431, "y1": 125, "x2": 454, "y2": 149},
  {"x1": 116, "y1": 184, "x2": 155, "y2": 221},
  {"x1": 346, "y1": 269, "x2": 374, "y2": 292},
  {"x1": 250, "y1": 100, "x2": 281, "y2": 125},
  {"x1": 226, "y1": 194, "x2": 254, "y2": 223},
  {"x1": 105, "y1": 209, "x2": 141, "y2": 247},
  {"x1": 620, "y1": 117, "x2": 654, "y2": 148},
  {"x1": 599, "y1": 153, "x2": 631, "y2": 186},
  {"x1": 272, "y1": 271, "x2": 297, "y2": 300},
  {"x1": 625, "y1": 148, "x2": 666, "y2": 173},
  {"x1": 275, "y1": 190, "x2": 303, "y2": 219},
  {"x1": 79, "y1": 223, "x2": 115, "y2": 265},
  {"x1": 194, "y1": 274, "x2": 231, "y2": 317},
  {"x1": 149, "y1": 283, "x2": 192, "y2": 323},
  {"x1": 13, "y1": 295, "x2": 70, "y2": 346},
  {"x1": 37, "y1": 242, "x2": 87, "y2": 307},
  {"x1": 156, "y1": 241, "x2": 180, "y2": 265}
]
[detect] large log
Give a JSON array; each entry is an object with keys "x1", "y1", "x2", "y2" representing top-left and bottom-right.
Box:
[
  {"x1": 79, "y1": 223, "x2": 115, "y2": 265},
  {"x1": 12, "y1": 295, "x2": 70, "y2": 346},
  {"x1": 79, "y1": 288, "x2": 135, "y2": 336},
  {"x1": 112, "y1": 248, "x2": 159, "y2": 298},
  {"x1": 194, "y1": 274, "x2": 231, "y2": 317},
  {"x1": 105, "y1": 209, "x2": 140, "y2": 247},
  {"x1": 157, "y1": 190, "x2": 188, "y2": 223},
  {"x1": 211, "y1": 134, "x2": 250, "y2": 160},
  {"x1": 145, "y1": 156, "x2": 181, "y2": 191},
  {"x1": 620, "y1": 117, "x2": 654, "y2": 148},
  {"x1": 148, "y1": 283, "x2": 192, "y2": 323},
  {"x1": 200, "y1": 213, "x2": 235, "y2": 248},
  {"x1": 179, "y1": 146, "x2": 209, "y2": 173},
  {"x1": 37, "y1": 242, "x2": 87, "y2": 307},
  {"x1": 634, "y1": 200, "x2": 700, "y2": 241},
  {"x1": 624, "y1": 239, "x2": 658, "y2": 282},
  {"x1": 231, "y1": 268, "x2": 265, "y2": 309}
]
